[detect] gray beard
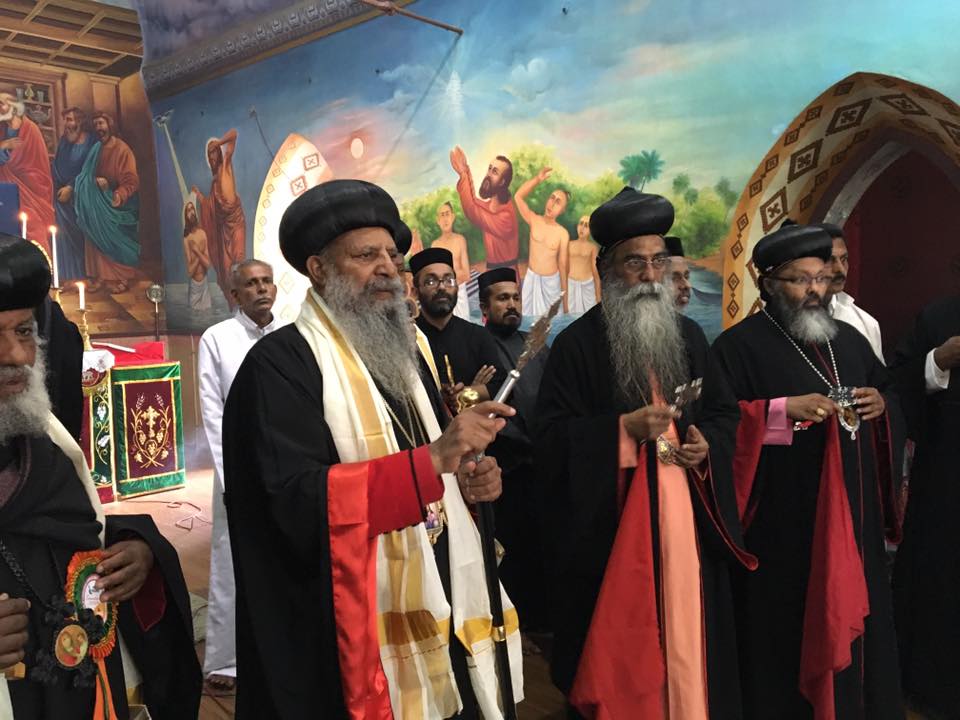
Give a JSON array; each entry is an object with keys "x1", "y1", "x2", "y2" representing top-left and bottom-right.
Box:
[
  {"x1": 601, "y1": 277, "x2": 689, "y2": 407},
  {"x1": 0, "y1": 350, "x2": 51, "y2": 444},
  {"x1": 768, "y1": 291, "x2": 838, "y2": 345},
  {"x1": 320, "y1": 270, "x2": 419, "y2": 405}
]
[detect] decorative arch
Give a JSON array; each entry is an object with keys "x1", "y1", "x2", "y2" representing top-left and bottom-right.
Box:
[
  {"x1": 252, "y1": 132, "x2": 334, "y2": 324},
  {"x1": 721, "y1": 71, "x2": 960, "y2": 327}
]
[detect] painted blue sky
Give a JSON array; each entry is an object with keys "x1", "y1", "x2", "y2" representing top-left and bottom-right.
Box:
[{"x1": 152, "y1": 0, "x2": 960, "y2": 279}]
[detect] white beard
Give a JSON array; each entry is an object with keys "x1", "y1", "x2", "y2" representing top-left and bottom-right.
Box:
[
  {"x1": 320, "y1": 270, "x2": 419, "y2": 405},
  {"x1": 602, "y1": 277, "x2": 689, "y2": 406},
  {"x1": 0, "y1": 349, "x2": 51, "y2": 444},
  {"x1": 769, "y1": 292, "x2": 838, "y2": 344}
]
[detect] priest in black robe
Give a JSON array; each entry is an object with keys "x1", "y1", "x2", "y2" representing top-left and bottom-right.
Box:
[
  {"x1": 890, "y1": 295, "x2": 960, "y2": 717},
  {"x1": 222, "y1": 180, "x2": 523, "y2": 720},
  {"x1": 534, "y1": 188, "x2": 753, "y2": 719},
  {"x1": 412, "y1": 247, "x2": 504, "y2": 409},
  {"x1": 710, "y1": 224, "x2": 903, "y2": 719},
  {"x1": 0, "y1": 234, "x2": 201, "y2": 719},
  {"x1": 477, "y1": 267, "x2": 551, "y2": 633}
]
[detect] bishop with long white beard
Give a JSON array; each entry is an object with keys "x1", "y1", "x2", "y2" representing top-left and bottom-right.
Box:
[
  {"x1": 710, "y1": 223, "x2": 903, "y2": 719},
  {"x1": 534, "y1": 188, "x2": 750, "y2": 720},
  {"x1": 222, "y1": 180, "x2": 523, "y2": 720}
]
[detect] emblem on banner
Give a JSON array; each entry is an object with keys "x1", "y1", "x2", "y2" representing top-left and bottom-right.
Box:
[{"x1": 131, "y1": 393, "x2": 173, "y2": 468}]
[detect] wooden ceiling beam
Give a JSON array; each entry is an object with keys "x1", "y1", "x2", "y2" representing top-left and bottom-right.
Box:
[{"x1": 0, "y1": 16, "x2": 140, "y2": 55}]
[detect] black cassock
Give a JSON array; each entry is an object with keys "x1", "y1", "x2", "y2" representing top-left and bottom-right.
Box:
[
  {"x1": 533, "y1": 305, "x2": 749, "y2": 719},
  {"x1": 416, "y1": 314, "x2": 505, "y2": 393},
  {"x1": 35, "y1": 297, "x2": 83, "y2": 441},
  {"x1": 0, "y1": 435, "x2": 201, "y2": 719},
  {"x1": 486, "y1": 326, "x2": 550, "y2": 631},
  {"x1": 223, "y1": 324, "x2": 478, "y2": 720},
  {"x1": 711, "y1": 313, "x2": 903, "y2": 719},
  {"x1": 890, "y1": 296, "x2": 960, "y2": 716}
]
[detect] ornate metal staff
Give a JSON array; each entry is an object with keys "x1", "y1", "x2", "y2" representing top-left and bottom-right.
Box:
[{"x1": 458, "y1": 295, "x2": 563, "y2": 720}]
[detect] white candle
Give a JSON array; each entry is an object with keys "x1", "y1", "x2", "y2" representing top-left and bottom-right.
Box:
[
  {"x1": 77, "y1": 281, "x2": 85, "y2": 311},
  {"x1": 18, "y1": 212, "x2": 26, "y2": 239},
  {"x1": 49, "y1": 226, "x2": 58, "y2": 288}
]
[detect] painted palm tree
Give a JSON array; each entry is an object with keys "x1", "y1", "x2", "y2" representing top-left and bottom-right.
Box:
[
  {"x1": 672, "y1": 173, "x2": 691, "y2": 195},
  {"x1": 618, "y1": 150, "x2": 665, "y2": 191}
]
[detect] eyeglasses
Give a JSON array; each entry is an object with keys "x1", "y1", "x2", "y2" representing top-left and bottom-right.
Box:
[
  {"x1": 421, "y1": 275, "x2": 457, "y2": 289},
  {"x1": 769, "y1": 274, "x2": 830, "y2": 288},
  {"x1": 621, "y1": 255, "x2": 670, "y2": 272}
]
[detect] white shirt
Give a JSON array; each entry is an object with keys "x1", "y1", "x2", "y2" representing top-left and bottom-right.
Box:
[
  {"x1": 198, "y1": 310, "x2": 281, "y2": 491},
  {"x1": 925, "y1": 349, "x2": 951, "y2": 394},
  {"x1": 830, "y1": 292, "x2": 884, "y2": 363}
]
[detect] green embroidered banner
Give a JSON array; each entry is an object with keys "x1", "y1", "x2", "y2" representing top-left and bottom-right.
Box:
[
  {"x1": 80, "y1": 368, "x2": 115, "y2": 503},
  {"x1": 110, "y1": 362, "x2": 186, "y2": 498}
]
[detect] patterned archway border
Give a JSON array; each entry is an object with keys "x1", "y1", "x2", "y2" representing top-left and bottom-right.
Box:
[{"x1": 721, "y1": 72, "x2": 960, "y2": 327}]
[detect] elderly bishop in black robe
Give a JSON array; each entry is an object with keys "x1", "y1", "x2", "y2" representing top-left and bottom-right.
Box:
[
  {"x1": 890, "y1": 295, "x2": 960, "y2": 718},
  {"x1": 0, "y1": 235, "x2": 201, "y2": 720},
  {"x1": 223, "y1": 180, "x2": 524, "y2": 720},
  {"x1": 534, "y1": 188, "x2": 753, "y2": 720},
  {"x1": 711, "y1": 224, "x2": 903, "y2": 719}
]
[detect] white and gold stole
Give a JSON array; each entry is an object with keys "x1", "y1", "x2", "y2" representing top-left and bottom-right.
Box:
[{"x1": 296, "y1": 289, "x2": 523, "y2": 720}]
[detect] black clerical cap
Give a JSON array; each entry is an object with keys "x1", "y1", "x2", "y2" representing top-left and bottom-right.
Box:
[
  {"x1": 278, "y1": 179, "x2": 404, "y2": 274},
  {"x1": 664, "y1": 236, "x2": 684, "y2": 257},
  {"x1": 477, "y1": 267, "x2": 517, "y2": 296},
  {"x1": 409, "y1": 247, "x2": 454, "y2": 277},
  {"x1": 395, "y1": 221, "x2": 413, "y2": 258},
  {"x1": 589, "y1": 187, "x2": 674, "y2": 260},
  {"x1": 752, "y1": 224, "x2": 833, "y2": 275},
  {"x1": 813, "y1": 222, "x2": 843, "y2": 239},
  {"x1": 0, "y1": 233, "x2": 51, "y2": 311}
]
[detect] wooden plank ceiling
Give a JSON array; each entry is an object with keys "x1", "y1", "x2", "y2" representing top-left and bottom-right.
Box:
[{"x1": 0, "y1": 0, "x2": 141, "y2": 77}]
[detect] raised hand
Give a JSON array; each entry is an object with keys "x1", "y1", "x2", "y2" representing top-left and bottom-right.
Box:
[
  {"x1": 471, "y1": 365, "x2": 497, "y2": 386},
  {"x1": 429, "y1": 401, "x2": 514, "y2": 474}
]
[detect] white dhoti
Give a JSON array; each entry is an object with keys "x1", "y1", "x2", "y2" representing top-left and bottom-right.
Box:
[
  {"x1": 567, "y1": 277, "x2": 597, "y2": 314},
  {"x1": 522, "y1": 269, "x2": 562, "y2": 317},
  {"x1": 203, "y1": 482, "x2": 236, "y2": 678},
  {"x1": 453, "y1": 287, "x2": 471, "y2": 320},
  {"x1": 189, "y1": 277, "x2": 212, "y2": 311}
]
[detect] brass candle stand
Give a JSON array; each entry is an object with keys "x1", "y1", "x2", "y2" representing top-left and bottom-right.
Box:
[{"x1": 78, "y1": 307, "x2": 93, "y2": 351}]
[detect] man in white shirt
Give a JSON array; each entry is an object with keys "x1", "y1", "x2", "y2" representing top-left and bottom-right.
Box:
[
  {"x1": 890, "y1": 297, "x2": 960, "y2": 718},
  {"x1": 818, "y1": 222, "x2": 885, "y2": 362},
  {"x1": 197, "y1": 258, "x2": 281, "y2": 695}
]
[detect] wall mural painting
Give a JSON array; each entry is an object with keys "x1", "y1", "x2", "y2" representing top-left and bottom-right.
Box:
[
  {"x1": 147, "y1": 0, "x2": 960, "y2": 340},
  {"x1": 0, "y1": 62, "x2": 162, "y2": 336}
]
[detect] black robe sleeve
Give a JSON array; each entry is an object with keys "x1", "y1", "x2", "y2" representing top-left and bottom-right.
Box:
[
  {"x1": 36, "y1": 299, "x2": 83, "y2": 441},
  {"x1": 106, "y1": 515, "x2": 202, "y2": 720}
]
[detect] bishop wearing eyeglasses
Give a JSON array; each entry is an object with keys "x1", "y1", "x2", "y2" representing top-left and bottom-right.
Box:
[
  {"x1": 534, "y1": 188, "x2": 752, "y2": 719},
  {"x1": 710, "y1": 223, "x2": 904, "y2": 719}
]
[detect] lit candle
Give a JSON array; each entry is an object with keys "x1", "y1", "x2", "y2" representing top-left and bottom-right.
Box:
[
  {"x1": 18, "y1": 212, "x2": 26, "y2": 239},
  {"x1": 49, "y1": 226, "x2": 58, "y2": 288},
  {"x1": 77, "y1": 281, "x2": 86, "y2": 312}
]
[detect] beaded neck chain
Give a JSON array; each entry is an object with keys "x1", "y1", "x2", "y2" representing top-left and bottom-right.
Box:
[{"x1": 762, "y1": 308, "x2": 840, "y2": 390}]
